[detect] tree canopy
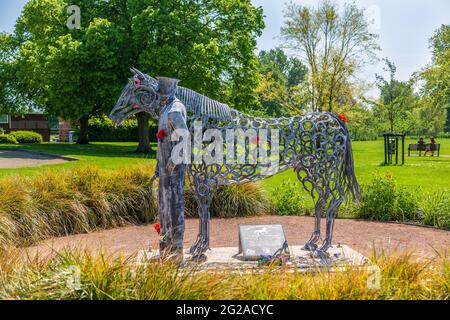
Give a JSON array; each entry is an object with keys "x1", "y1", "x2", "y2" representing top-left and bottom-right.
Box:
[
  {"x1": 1, "y1": 0, "x2": 264, "y2": 146},
  {"x1": 281, "y1": 0, "x2": 379, "y2": 113},
  {"x1": 418, "y1": 24, "x2": 450, "y2": 133},
  {"x1": 254, "y1": 48, "x2": 308, "y2": 117}
]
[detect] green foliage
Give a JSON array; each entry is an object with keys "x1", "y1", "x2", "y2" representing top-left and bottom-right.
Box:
[
  {"x1": 130, "y1": 0, "x2": 264, "y2": 110},
  {"x1": 347, "y1": 104, "x2": 379, "y2": 141},
  {"x1": 253, "y1": 48, "x2": 308, "y2": 117},
  {"x1": 420, "y1": 191, "x2": 450, "y2": 229},
  {"x1": 88, "y1": 116, "x2": 157, "y2": 142},
  {"x1": 0, "y1": 33, "x2": 35, "y2": 115},
  {"x1": 0, "y1": 134, "x2": 18, "y2": 144},
  {"x1": 357, "y1": 173, "x2": 418, "y2": 222},
  {"x1": 2, "y1": 0, "x2": 264, "y2": 144},
  {"x1": 417, "y1": 24, "x2": 450, "y2": 134},
  {"x1": 272, "y1": 180, "x2": 313, "y2": 216},
  {"x1": 3, "y1": 0, "x2": 136, "y2": 143},
  {"x1": 281, "y1": 0, "x2": 379, "y2": 112},
  {"x1": 9, "y1": 130, "x2": 43, "y2": 143},
  {"x1": 373, "y1": 58, "x2": 420, "y2": 134}
]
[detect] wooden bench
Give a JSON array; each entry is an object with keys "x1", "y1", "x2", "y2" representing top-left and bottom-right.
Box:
[{"x1": 408, "y1": 143, "x2": 440, "y2": 157}]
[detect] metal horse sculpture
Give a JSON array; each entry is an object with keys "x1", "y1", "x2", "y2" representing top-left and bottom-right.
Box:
[{"x1": 110, "y1": 68, "x2": 361, "y2": 259}]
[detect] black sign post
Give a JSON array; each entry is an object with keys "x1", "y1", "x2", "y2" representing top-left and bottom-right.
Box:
[{"x1": 383, "y1": 133, "x2": 405, "y2": 165}]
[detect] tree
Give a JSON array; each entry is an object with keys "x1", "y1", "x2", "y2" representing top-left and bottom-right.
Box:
[
  {"x1": 345, "y1": 103, "x2": 377, "y2": 140},
  {"x1": 254, "y1": 48, "x2": 308, "y2": 117},
  {"x1": 0, "y1": 33, "x2": 36, "y2": 115},
  {"x1": 129, "y1": 0, "x2": 264, "y2": 151},
  {"x1": 6, "y1": 0, "x2": 134, "y2": 144},
  {"x1": 373, "y1": 58, "x2": 418, "y2": 133},
  {"x1": 4, "y1": 0, "x2": 264, "y2": 149},
  {"x1": 130, "y1": 0, "x2": 264, "y2": 110},
  {"x1": 418, "y1": 24, "x2": 450, "y2": 133},
  {"x1": 281, "y1": 0, "x2": 379, "y2": 112}
]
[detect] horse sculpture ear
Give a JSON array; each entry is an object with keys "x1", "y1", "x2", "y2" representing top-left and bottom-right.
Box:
[
  {"x1": 130, "y1": 67, "x2": 158, "y2": 84},
  {"x1": 130, "y1": 67, "x2": 145, "y2": 79}
]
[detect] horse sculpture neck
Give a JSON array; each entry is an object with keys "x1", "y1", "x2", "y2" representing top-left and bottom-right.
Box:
[
  {"x1": 176, "y1": 85, "x2": 298, "y2": 126},
  {"x1": 176, "y1": 86, "x2": 233, "y2": 120}
]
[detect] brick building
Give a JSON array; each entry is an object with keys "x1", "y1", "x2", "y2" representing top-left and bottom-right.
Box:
[{"x1": 0, "y1": 114, "x2": 51, "y2": 142}]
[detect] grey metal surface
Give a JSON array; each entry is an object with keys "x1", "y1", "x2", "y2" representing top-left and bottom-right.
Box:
[
  {"x1": 238, "y1": 224, "x2": 288, "y2": 260},
  {"x1": 109, "y1": 69, "x2": 361, "y2": 259}
]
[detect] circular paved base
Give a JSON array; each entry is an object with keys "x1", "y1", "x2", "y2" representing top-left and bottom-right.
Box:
[{"x1": 24, "y1": 216, "x2": 449, "y2": 260}]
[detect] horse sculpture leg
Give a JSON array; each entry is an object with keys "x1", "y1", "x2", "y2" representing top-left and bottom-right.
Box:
[
  {"x1": 302, "y1": 197, "x2": 326, "y2": 251},
  {"x1": 313, "y1": 167, "x2": 345, "y2": 257},
  {"x1": 189, "y1": 177, "x2": 212, "y2": 259},
  {"x1": 313, "y1": 196, "x2": 344, "y2": 259},
  {"x1": 296, "y1": 167, "x2": 327, "y2": 252}
]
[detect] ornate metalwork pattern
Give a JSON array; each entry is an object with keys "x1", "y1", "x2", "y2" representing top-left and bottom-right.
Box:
[{"x1": 110, "y1": 69, "x2": 361, "y2": 260}]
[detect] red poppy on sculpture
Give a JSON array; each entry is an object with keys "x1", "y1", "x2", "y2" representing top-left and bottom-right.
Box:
[
  {"x1": 338, "y1": 114, "x2": 347, "y2": 123},
  {"x1": 156, "y1": 129, "x2": 166, "y2": 141},
  {"x1": 153, "y1": 223, "x2": 161, "y2": 235}
]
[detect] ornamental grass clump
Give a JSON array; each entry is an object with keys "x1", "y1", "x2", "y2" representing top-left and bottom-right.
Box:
[
  {"x1": 0, "y1": 164, "x2": 272, "y2": 250},
  {"x1": 0, "y1": 249, "x2": 447, "y2": 300},
  {"x1": 420, "y1": 191, "x2": 450, "y2": 229},
  {"x1": 0, "y1": 165, "x2": 156, "y2": 250},
  {"x1": 185, "y1": 182, "x2": 273, "y2": 218}
]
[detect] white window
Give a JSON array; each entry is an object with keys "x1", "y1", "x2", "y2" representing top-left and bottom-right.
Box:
[{"x1": 0, "y1": 115, "x2": 9, "y2": 124}]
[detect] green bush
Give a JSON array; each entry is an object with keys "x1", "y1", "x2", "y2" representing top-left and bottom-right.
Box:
[
  {"x1": 272, "y1": 179, "x2": 313, "y2": 216},
  {"x1": 0, "y1": 128, "x2": 4, "y2": 135},
  {"x1": 356, "y1": 173, "x2": 418, "y2": 222},
  {"x1": 88, "y1": 116, "x2": 157, "y2": 142},
  {"x1": 420, "y1": 191, "x2": 450, "y2": 229},
  {"x1": 9, "y1": 131, "x2": 43, "y2": 143},
  {"x1": 0, "y1": 134, "x2": 18, "y2": 144}
]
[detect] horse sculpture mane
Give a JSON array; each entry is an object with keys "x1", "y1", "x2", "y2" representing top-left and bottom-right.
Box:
[
  {"x1": 135, "y1": 69, "x2": 233, "y2": 120},
  {"x1": 176, "y1": 86, "x2": 233, "y2": 120}
]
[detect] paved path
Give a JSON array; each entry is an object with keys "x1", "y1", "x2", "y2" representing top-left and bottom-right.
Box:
[
  {"x1": 0, "y1": 149, "x2": 72, "y2": 168},
  {"x1": 25, "y1": 216, "x2": 449, "y2": 260}
]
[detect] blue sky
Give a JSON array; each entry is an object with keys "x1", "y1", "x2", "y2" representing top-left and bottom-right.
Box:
[{"x1": 1, "y1": 0, "x2": 449, "y2": 97}]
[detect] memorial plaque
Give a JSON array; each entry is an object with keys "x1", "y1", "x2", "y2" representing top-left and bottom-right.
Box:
[{"x1": 238, "y1": 224, "x2": 289, "y2": 260}]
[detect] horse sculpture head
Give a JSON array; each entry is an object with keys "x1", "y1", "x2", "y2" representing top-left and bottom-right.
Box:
[{"x1": 109, "y1": 68, "x2": 159, "y2": 125}]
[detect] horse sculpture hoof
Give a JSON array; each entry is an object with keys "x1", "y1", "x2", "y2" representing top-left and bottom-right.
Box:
[
  {"x1": 189, "y1": 238, "x2": 209, "y2": 256},
  {"x1": 302, "y1": 242, "x2": 318, "y2": 251},
  {"x1": 313, "y1": 249, "x2": 330, "y2": 259},
  {"x1": 190, "y1": 253, "x2": 207, "y2": 263}
]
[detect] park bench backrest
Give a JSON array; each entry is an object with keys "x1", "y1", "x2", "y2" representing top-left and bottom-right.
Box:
[{"x1": 409, "y1": 143, "x2": 440, "y2": 151}]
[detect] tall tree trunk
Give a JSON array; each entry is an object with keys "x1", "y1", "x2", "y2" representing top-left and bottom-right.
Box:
[
  {"x1": 136, "y1": 112, "x2": 152, "y2": 153},
  {"x1": 77, "y1": 115, "x2": 90, "y2": 144}
]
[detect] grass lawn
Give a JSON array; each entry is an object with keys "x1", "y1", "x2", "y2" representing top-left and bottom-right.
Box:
[
  {"x1": 0, "y1": 142, "x2": 157, "y2": 176},
  {"x1": 263, "y1": 138, "x2": 450, "y2": 193},
  {"x1": 1, "y1": 138, "x2": 449, "y2": 193}
]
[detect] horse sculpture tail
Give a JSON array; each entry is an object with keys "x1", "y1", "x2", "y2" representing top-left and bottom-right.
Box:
[{"x1": 331, "y1": 113, "x2": 362, "y2": 202}]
